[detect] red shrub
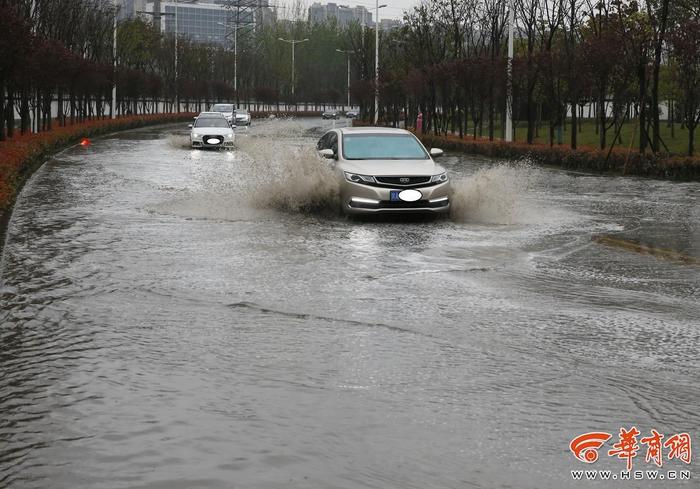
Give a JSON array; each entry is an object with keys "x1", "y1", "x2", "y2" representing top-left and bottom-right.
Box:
[{"x1": 0, "y1": 113, "x2": 196, "y2": 214}]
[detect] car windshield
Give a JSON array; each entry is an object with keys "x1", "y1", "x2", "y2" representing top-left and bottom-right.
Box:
[
  {"x1": 211, "y1": 104, "x2": 233, "y2": 112},
  {"x1": 342, "y1": 134, "x2": 429, "y2": 160},
  {"x1": 194, "y1": 117, "x2": 229, "y2": 128},
  {"x1": 235, "y1": 110, "x2": 248, "y2": 114}
]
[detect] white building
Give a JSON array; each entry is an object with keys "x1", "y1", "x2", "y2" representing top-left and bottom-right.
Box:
[
  {"x1": 131, "y1": 0, "x2": 276, "y2": 45},
  {"x1": 308, "y1": 2, "x2": 373, "y2": 27}
]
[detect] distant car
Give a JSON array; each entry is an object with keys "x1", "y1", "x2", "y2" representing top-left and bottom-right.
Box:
[
  {"x1": 189, "y1": 113, "x2": 234, "y2": 149},
  {"x1": 209, "y1": 104, "x2": 235, "y2": 124},
  {"x1": 234, "y1": 109, "x2": 251, "y2": 126},
  {"x1": 317, "y1": 127, "x2": 449, "y2": 215},
  {"x1": 322, "y1": 110, "x2": 340, "y2": 120},
  {"x1": 345, "y1": 110, "x2": 359, "y2": 119}
]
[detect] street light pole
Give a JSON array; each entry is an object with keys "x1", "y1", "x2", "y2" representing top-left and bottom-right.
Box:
[
  {"x1": 336, "y1": 49, "x2": 355, "y2": 112},
  {"x1": 219, "y1": 21, "x2": 255, "y2": 95},
  {"x1": 175, "y1": 1, "x2": 179, "y2": 112},
  {"x1": 233, "y1": 25, "x2": 237, "y2": 92},
  {"x1": 505, "y1": 0, "x2": 514, "y2": 142},
  {"x1": 112, "y1": 1, "x2": 118, "y2": 119},
  {"x1": 278, "y1": 38, "x2": 309, "y2": 106},
  {"x1": 373, "y1": 3, "x2": 387, "y2": 125}
]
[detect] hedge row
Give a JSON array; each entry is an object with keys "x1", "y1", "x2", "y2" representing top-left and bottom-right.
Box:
[
  {"x1": 415, "y1": 132, "x2": 700, "y2": 180},
  {"x1": 0, "y1": 110, "x2": 324, "y2": 224},
  {"x1": 0, "y1": 113, "x2": 198, "y2": 221},
  {"x1": 351, "y1": 120, "x2": 700, "y2": 180},
  {"x1": 250, "y1": 110, "x2": 324, "y2": 119}
]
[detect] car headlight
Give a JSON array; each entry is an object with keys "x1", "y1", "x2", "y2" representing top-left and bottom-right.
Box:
[
  {"x1": 226, "y1": 133, "x2": 234, "y2": 138},
  {"x1": 344, "y1": 172, "x2": 376, "y2": 184},
  {"x1": 192, "y1": 133, "x2": 200, "y2": 138},
  {"x1": 430, "y1": 172, "x2": 449, "y2": 183}
]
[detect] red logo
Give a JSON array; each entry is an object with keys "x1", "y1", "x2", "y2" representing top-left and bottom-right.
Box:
[
  {"x1": 570, "y1": 432, "x2": 613, "y2": 463},
  {"x1": 571, "y1": 429, "x2": 693, "y2": 470},
  {"x1": 665, "y1": 433, "x2": 692, "y2": 464},
  {"x1": 608, "y1": 426, "x2": 640, "y2": 470}
]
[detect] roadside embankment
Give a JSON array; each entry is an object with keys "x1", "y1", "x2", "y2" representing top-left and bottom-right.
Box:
[
  {"x1": 416, "y1": 131, "x2": 700, "y2": 180},
  {"x1": 0, "y1": 110, "x2": 325, "y2": 249},
  {"x1": 0, "y1": 113, "x2": 197, "y2": 245}
]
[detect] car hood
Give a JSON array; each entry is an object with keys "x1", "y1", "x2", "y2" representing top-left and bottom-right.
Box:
[
  {"x1": 338, "y1": 159, "x2": 444, "y2": 177},
  {"x1": 191, "y1": 127, "x2": 233, "y2": 136}
]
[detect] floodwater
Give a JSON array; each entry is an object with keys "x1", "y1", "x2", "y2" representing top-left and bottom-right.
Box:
[{"x1": 1, "y1": 118, "x2": 698, "y2": 489}]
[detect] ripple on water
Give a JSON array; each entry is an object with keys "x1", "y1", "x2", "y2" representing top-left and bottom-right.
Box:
[{"x1": 1, "y1": 120, "x2": 699, "y2": 489}]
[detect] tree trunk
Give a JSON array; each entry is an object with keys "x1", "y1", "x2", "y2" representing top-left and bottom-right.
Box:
[
  {"x1": 20, "y1": 88, "x2": 30, "y2": 134},
  {"x1": 598, "y1": 87, "x2": 606, "y2": 149},
  {"x1": 650, "y1": 0, "x2": 669, "y2": 153},
  {"x1": 638, "y1": 57, "x2": 647, "y2": 154},
  {"x1": 6, "y1": 89, "x2": 15, "y2": 138},
  {"x1": 0, "y1": 82, "x2": 5, "y2": 141},
  {"x1": 571, "y1": 102, "x2": 577, "y2": 149},
  {"x1": 526, "y1": 80, "x2": 535, "y2": 143},
  {"x1": 689, "y1": 123, "x2": 696, "y2": 156}
]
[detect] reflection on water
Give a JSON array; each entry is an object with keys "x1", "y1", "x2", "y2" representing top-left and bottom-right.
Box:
[{"x1": 1, "y1": 119, "x2": 699, "y2": 489}]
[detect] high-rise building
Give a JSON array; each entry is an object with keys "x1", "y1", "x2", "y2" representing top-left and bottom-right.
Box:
[
  {"x1": 117, "y1": 0, "x2": 147, "y2": 20},
  {"x1": 141, "y1": 0, "x2": 276, "y2": 46},
  {"x1": 379, "y1": 18, "x2": 401, "y2": 31},
  {"x1": 308, "y1": 2, "x2": 372, "y2": 27}
]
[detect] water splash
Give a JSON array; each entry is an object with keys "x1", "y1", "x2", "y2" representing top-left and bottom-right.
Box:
[
  {"x1": 167, "y1": 134, "x2": 190, "y2": 149},
  {"x1": 449, "y1": 163, "x2": 544, "y2": 225},
  {"x1": 232, "y1": 122, "x2": 339, "y2": 212},
  {"x1": 163, "y1": 126, "x2": 547, "y2": 224},
  {"x1": 155, "y1": 121, "x2": 339, "y2": 219},
  {"x1": 236, "y1": 131, "x2": 339, "y2": 212}
]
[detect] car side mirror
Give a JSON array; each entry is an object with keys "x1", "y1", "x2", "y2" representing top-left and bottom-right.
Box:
[
  {"x1": 319, "y1": 148, "x2": 335, "y2": 159},
  {"x1": 188, "y1": 124, "x2": 193, "y2": 129},
  {"x1": 430, "y1": 148, "x2": 444, "y2": 157}
]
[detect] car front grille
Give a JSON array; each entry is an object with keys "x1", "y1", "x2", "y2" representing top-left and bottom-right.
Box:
[{"x1": 376, "y1": 176, "x2": 431, "y2": 186}]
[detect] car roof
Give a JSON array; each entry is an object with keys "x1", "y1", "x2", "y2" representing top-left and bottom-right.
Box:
[
  {"x1": 198, "y1": 112, "x2": 225, "y2": 117},
  {"x1": 337, "y1": 127, "x2": 412, "y2": 135}
]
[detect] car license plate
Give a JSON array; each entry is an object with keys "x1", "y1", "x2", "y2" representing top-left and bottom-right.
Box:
[{"x1": 390, "y1": 190, "x2": 401, "y2": 201}]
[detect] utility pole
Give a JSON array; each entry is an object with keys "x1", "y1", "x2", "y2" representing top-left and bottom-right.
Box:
[
  {"x1": 112, "y1": 0, "x2": 118, "y2": 119},
  {"x1": 336, "y1": 49, "x2": 355, "y2": 112},
  {"x1": 505, "y1": 0, "x2": 514, "y2": 142},
  {"x1": 218, "y1": 21, "x2": 255, "y2": 96},
  {"x1": 373, "y1": 3, "x2": 387, "y2": 125},
  {"x1": 175, "y1": 1, "x2": 179, "y2": 112},
  {"x1": 278, "y1": 37, "x2": 309, "y2": 106}
]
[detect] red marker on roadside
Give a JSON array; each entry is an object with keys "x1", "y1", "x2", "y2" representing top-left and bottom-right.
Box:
[{"x1": 80, "y1": 138, "x2": 91, "y2": 147}]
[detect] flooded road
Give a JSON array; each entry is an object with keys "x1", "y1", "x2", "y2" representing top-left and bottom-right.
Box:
[{"x1": 1, "y1": 118, "x2": 698, "y2": 488}]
